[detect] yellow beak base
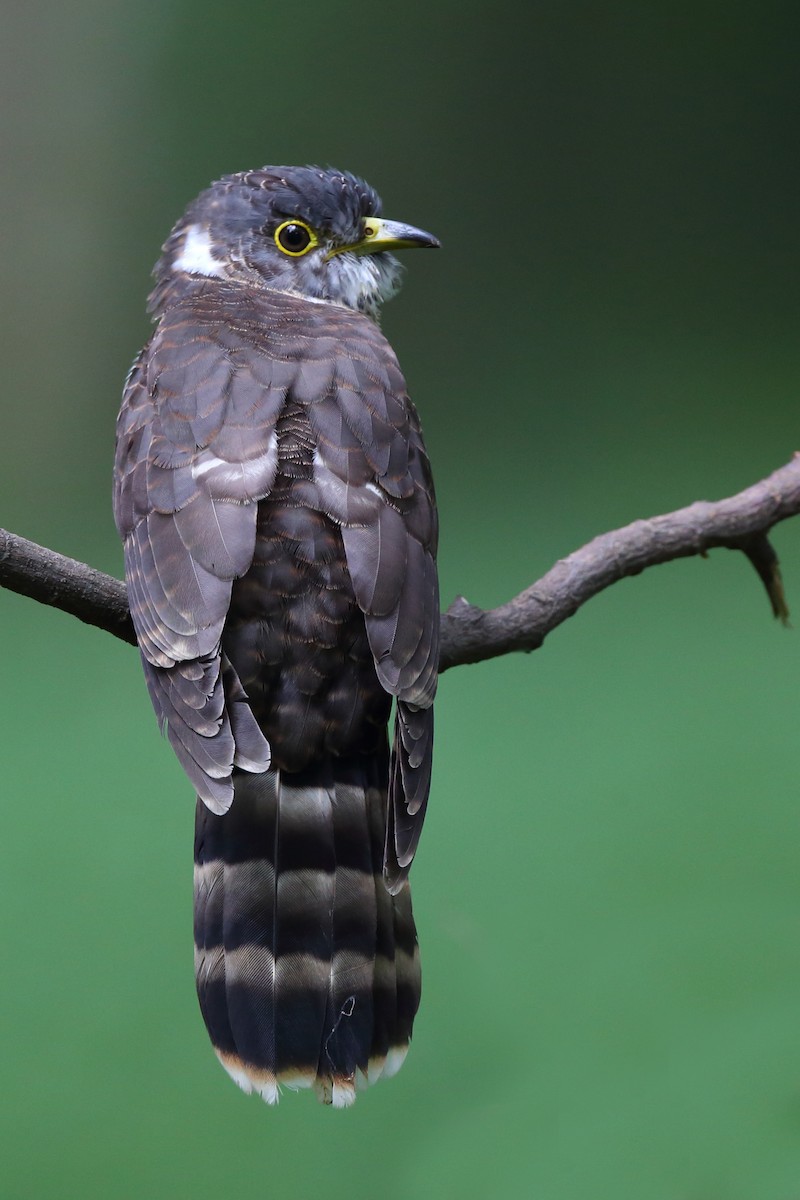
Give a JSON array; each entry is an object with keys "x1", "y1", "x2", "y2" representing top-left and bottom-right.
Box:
[{"x1": 328, "y1": 217, "x2": 440, "y2": 259}]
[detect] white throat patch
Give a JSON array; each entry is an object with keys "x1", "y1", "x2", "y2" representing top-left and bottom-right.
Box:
[
  {"x1": 327, "y1": 251, "x2": 401, "y2": 313},
  {"x1": 174, "y1": 224, "x2": 224, "y2": 278}
]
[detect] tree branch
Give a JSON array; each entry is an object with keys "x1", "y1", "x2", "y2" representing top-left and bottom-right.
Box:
[
  {"x1": 2, "y1": 454, "x2": 799, "y2": 672},
  {"x1": 439, "y1": 455, "x2": 798, "y2": 669},
  {"x1": 0, "y1": 528, "x2": 135, "y2": 646}
]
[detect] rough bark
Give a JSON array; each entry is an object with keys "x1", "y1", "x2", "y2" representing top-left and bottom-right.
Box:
[{"x1": 2, "y1": 454, "x2": 799, "y2": 671}]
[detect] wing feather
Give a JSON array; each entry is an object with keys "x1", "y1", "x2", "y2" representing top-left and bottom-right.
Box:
[
  {"x1": 113, "y1": 298, "x2": 283, "y2": 808},
  {"x1": 309, "y1": 318, "x2": 439, "y2": 882},
  {"x1": 115, "y1": 287, "x2": 438, "y2": 863}
]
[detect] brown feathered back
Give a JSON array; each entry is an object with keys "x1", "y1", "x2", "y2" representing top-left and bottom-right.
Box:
[{"x1": 114, "y1": 267, "x2": 438, "y2": 1103}]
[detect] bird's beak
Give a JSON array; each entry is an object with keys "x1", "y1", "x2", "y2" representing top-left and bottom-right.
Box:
[{"x1": 327, "y1": 217, "x2": 440, "y2": 259}]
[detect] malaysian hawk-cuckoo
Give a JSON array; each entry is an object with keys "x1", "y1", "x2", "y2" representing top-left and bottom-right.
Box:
[{"x1": 113, "y1": 166, "x2": 439, "y2": 1107}]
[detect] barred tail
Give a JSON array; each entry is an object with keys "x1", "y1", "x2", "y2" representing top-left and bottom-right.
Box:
[{"x1": 192, "y1": 756, "x2": 421, "y2": 1107}]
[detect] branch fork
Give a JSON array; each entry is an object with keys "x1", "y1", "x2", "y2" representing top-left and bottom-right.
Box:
[{"x1": 3, "y1": 455, "x2": 800, "y2": 668}]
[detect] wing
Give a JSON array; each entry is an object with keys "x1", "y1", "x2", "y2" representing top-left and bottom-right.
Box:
[
  {"x1": 113, "y1": 298, "x2": 283, "y2": 812},
  {"x1": 303, "y1": 317, "x2": 439, "y2": 889}
]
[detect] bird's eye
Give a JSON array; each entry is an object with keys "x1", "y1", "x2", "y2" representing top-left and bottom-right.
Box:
[{"x1": 274, "y1": 220, "x2": 317, "y2": 256}]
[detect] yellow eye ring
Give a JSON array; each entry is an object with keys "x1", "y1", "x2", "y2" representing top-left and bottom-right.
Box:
[{"x1": 274, "y1": 219, "x2": 318, "y2": 257}]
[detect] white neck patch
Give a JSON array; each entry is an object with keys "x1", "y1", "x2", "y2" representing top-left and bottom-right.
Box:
[{"x1": 173, "y1": 224, "x2": 224, "y2": 278}]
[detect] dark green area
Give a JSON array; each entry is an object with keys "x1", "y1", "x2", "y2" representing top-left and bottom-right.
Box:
[{"x1": 2, "y1": 2, "x2": 800, "y2": 1196}]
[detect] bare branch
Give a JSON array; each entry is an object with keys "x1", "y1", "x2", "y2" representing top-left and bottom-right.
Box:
[
  {"x1": 3, "y1": 455, "x2": 800, "y2": 671},
  {"x1": 739, "y1": 533, "x2": 790, "y2": 622},
  {"x1": 0, "y1": 528, "x2": 135, "y2": 646},
  {"x1": 438, "y1": 455, "x2": 800, "y2": 670}
]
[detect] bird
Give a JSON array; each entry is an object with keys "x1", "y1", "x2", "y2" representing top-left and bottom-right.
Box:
[{"x1": 113, "y1": 165, "x2": 440, "y2": 1108}]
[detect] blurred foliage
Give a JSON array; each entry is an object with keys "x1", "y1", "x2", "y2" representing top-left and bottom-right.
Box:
[{"x1": 2, "y1": 2, "x2": 800, "y2": 1197}]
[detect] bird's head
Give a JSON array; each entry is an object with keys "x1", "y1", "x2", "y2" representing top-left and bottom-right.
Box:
[{"x1": 150, "y1": 165, "x2": 439, "y2": 320}]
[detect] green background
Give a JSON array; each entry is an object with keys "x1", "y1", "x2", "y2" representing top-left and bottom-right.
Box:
[{"x1": 2, "y1": 2, "x2": 800, "y2": 1197}]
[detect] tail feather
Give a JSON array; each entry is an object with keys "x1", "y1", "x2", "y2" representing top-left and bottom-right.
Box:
[
  {"x1": 365, "y1": 762, "x2": 398, "y2": 1082},
  {"x1": 273, "y1": 771, "x2": 334, "y2": 1087},
  {"x1": 392, "y1": 882, "x2": 422, "y2": 1054},
  {"x1": 193, "y1": 756, "x2": 420, "y2": 1106},
  {"x1": 315, "y1": 764, "x2": 379, "y2": 1105}
]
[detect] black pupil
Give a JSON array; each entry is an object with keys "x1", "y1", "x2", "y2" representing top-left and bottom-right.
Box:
[{"x1": 280, "y1": 223, "x2": 310, "y2": 252}]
